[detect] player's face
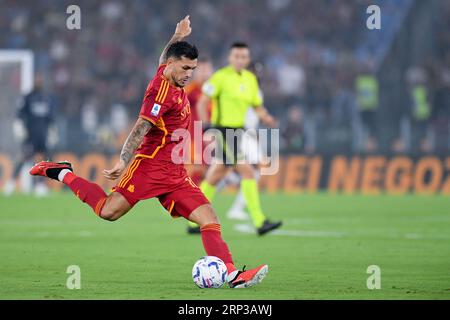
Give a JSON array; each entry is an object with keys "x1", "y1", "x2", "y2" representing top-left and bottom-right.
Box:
[
  {"x1": 229, "y1": 47, "x2": 251, "y2": 72},
  {"x1": 167, "y1": 56, "x2": 198, "y2": 87}
]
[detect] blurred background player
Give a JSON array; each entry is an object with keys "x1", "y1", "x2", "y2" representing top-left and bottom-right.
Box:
[
  {"x1": 185, "y1": 58, "x2": 213, "y2": 186},
  {"x1": 355, "y1": 61, "x2": 379, "y2": 152},
  {"x1": 189, "y1": 42, "x2": 282, "y2": 235},
  {"x1": 3, "y1": 74, "x2": 57, "y2": 196}
]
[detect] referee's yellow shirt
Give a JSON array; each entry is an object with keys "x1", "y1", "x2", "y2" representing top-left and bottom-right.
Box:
[{"x1": 202, "y1": 66, "x2": 263, "y2": 128}]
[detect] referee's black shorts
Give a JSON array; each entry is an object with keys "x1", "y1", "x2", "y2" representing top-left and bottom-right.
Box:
[
  {"x1": 208, "y1": 126, "x2": 245, "y2": 166},
  {"x1": 22, "y1": 138, "x2": 47, "y2": 158}
]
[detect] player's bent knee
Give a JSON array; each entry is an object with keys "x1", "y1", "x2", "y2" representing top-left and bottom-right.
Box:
[
  {"x1": 98, "y1": 192, "x2": 131, "y2": 221},
  {"x1": 203, "y1": 214, "x2": 219, "y2": 226},
  {"x1": 188, "y1": 204, "x2": 220, "y2": 227},
  {"x1": 99, "y1": 210, "x2": 116, "y2": 221},
  {"x1": 200, "y1": 206, "x2": 220, "y2": 226},
  {"x1": 99, "y1": 206, "x2": 124, "y2": 221}
]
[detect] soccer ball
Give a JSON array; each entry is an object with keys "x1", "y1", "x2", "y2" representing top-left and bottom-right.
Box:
[{"x1": 192, "y1": 256, "x2": 228, "y2": 288}]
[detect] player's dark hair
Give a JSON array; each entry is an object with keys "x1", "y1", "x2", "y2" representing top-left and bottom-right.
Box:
[
  {"x1": 230, "y1": 42, "x2": 249, "y2": 49},
  {"x1": 166, "y1": 41, "x2": 199, "y2": 60}
]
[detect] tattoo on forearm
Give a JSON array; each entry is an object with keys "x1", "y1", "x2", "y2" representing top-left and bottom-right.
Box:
[{"x1": 120, "y1": 119, "x2": 152, "y2": 165}]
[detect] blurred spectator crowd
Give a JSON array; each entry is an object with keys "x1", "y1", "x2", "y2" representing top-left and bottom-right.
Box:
[{"x1": 0, "y1": 0, "x2": 448, "y2": 155}]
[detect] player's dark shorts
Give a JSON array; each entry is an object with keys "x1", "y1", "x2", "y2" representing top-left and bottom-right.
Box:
[
  {"x1": 360, "y1": 110, "x2": 377, "y2": 137},
  {"x1": 209, "y1": 126, "x2": 245, "y2": 166},
  {"x1": 112, "y1": 156, "x2": 209, "y2": 219},
  {"x1": 23, "y1": 138, "x2": 47, "y2": 158}
]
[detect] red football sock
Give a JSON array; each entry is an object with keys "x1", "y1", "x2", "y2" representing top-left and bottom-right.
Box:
[
  {"x1": 63, "y1": 172, "x2": 107, "y2": 216},
  {"x1": 200, "y1": 223, "x2": 236, "y2": 274}
]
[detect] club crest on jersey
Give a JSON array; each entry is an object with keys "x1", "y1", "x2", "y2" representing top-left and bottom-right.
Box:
[{"x1": 151, "y1": 103, "x2": 161, "y2": 116}]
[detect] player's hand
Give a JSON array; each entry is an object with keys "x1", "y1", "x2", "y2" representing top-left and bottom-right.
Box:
[
  {"x1": 174, "y1": 15, "x2": 192, "y2": 38},
  {"x1": 103, "y1": 161, "x2": 126, "y2": 181},
  {"x1": 264, "y1": 114, "x2": 278, "y2": 128}
]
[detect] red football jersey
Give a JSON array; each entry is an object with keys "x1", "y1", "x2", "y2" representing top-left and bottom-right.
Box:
[{"x1": 137, "y1": 64, "x2": 191, "y2": 162}]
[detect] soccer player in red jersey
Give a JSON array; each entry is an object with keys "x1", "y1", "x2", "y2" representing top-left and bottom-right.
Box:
[{"x1": 29, "y1": 16, "x2": 268, "y2": 288}]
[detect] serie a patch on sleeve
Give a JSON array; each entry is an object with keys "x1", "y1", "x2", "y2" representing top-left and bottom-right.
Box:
[{"x1": 151, "y1": 103, "x2": 161, "y2": 116}]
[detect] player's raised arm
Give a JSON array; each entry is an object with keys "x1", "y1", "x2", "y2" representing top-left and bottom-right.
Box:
[
  {"x1": 103, "y1": 117, "x2": 152, "y2": 180},
  {"x1": 159, "y1": 15, "x2": 192, "y2": 65}
]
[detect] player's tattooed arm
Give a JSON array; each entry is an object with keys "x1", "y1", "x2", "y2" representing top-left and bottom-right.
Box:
[
  {"x1": 103, "y1": 117, "x2": 152, "y2": 180},
  {"x1": 159, "y1": 15, "x2": 192, "y2": 65},
  {"x1": 120, "y1": 117, "x2": 152, "y2": 165}
]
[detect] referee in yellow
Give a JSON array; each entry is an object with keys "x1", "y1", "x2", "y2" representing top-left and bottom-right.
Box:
[{"x1": 191, "y1": 42, "x2": 282, "y2": 235}]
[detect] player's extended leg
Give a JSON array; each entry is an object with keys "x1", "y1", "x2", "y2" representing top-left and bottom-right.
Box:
[
  {"x1": 187, "y1": 163, "x2": 230, "y2": 233},
  {"x1": 97, "y1": 192, "x2": 132, "y2": 221},
  {"x1": 29, "y1": 161, "x2": 132, "y2": 221},
  {"x1": 234, "y1": 163, "x2": 282, "y2": 235},
  {"x1": 188, "y1": 204, "x2": 234, "y2": 272},
  {"x1": 188, "y1": 204, "x2": 268, "y2": 288}
]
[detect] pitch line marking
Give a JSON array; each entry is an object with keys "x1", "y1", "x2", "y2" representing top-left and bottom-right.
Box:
[
  {"x1": 233, "y1": 223, "x2": 345, "y2": 238},
  {"x1": 233, "y1": 223, "x2": 450, "y2": 240}
]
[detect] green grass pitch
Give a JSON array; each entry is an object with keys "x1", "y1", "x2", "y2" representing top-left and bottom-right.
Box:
[{"x1": 1, "y1": 192, "x2": 449, "y2": 299}]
